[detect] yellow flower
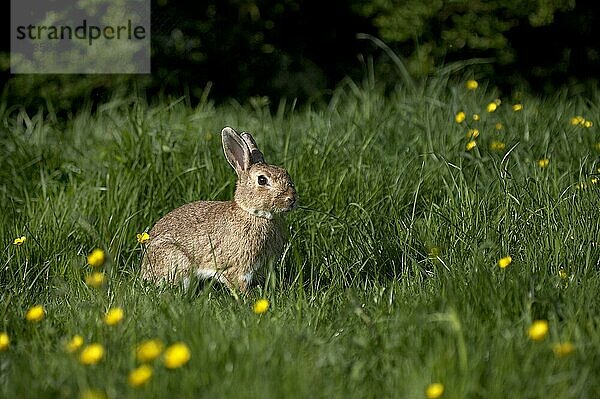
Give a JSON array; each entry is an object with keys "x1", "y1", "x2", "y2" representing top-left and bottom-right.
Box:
[
  {"x1": 584, "y1": 120, "x2": 593, "y2": 128},
  {"x1": 104, "y1": 307, "x2": 124, "y2": 326},
  {"x1": 528, "y1": 320, "x2": 549, "y2": 341},
  {"x1": 466, "y1": 80, "x2": 478, "y2": 90},
  {"x1": 136, "y1": 339, "x2": 164, "y2": 363},
  {"x1": 85, "y1": 272, "x2": 105, "y2": 288},
  {"x1": 253, "y1": 298, "x2": 270, "y2": 314},
  {"x1": 79, "y1": 343, "x2": 104, "y2": 365},
  {"x1": 558, "y1": 269, "x2": 568, "y2": 279},
  {"x1": 66, "y1": 335, "x2": 84, "y2": 353},
  {"x1": 472, "y1": 114, "x2": 480, "y2": 121},
  {"x1": 466, "y1": 129, "x2": 479, "y2": 140},
  {"x1": 25, "y1": 305, "x2": 45, "y2": 322},
  {"x1": 128, "y1": 364, "x2": 153, "y2": 387},
  {"x1": 163, "y1": 342, "x2": 191, "y2": 369},
  {"x1": 465, "y1": 140, "x2": 477, "y2": 151},
  {"x1": 490, "y1": 140, "x2": 506, "y2": 151},
  {"x1": 87, "y1": 248, "x2": 105, "y2": 268},
  {"x1": 13, "y1": 236, "x2": 26, "y2": 246},
  {"x1": 426, "y1": 382, "x2": 445, "y2": 399},
  {"x1": 455, "y1": 111, "x2": 466, "y2": 123},
  {"x1": 486, "y1": 102, "x2": 498, "y2": 113},
  {"x1": 428, "y1": 247, "x2": 441, "y2": 259},
  {"x1": 512, "y1": 104, "x2": 523, "y2": 112},
  {"x1": 591, "y1": 178, "x2": 598, "y2": 185},
  {"x1": 570, "y1": 116, "x2": 584, "y2": 126},
  {"x1": 498, "y1": 256, "x2": 512, "y2": 269},
  {"x1": 0, "y1": 332, "x2": 9, "y2": 352},
  {"x1": 538, "y1": 158, "x2": 550, "y2": 168},
  {"x1": 79, "y1": 389, "x2": 107, "y2": 399},
  {"x1": 552, "y1": 342, "x2": 575, "y2": 357},
  {"x1": 495, "y1": 122, "x2": 503, "y2": 130},
  {"x1": 137, "y1": 232, "x2": 150, "y2": 244}
]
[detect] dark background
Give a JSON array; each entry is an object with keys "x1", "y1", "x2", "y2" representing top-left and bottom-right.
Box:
[{"x1": 2, "y1": 0, "x2": 600, "y2": 110}]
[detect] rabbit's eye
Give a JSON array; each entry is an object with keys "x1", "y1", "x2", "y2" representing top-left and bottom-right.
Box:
[{"x1": 257, "y1": 175, "x2": 268, "y2": 186}]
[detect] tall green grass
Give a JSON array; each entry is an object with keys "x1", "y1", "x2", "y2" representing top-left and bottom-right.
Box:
[{"x1": 1, "y1": 79, "x2": 600, "y2": 398}]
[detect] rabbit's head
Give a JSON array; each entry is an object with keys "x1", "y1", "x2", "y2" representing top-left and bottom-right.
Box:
[{"x1": 222, "y1": 127, "x2": 297, "y2": 219}]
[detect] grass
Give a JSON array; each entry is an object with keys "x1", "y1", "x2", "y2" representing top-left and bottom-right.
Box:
[{"x1": 1, "y1": 78, "x2": 600, "y2": 398}]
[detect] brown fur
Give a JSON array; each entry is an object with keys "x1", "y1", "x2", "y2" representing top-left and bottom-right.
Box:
[{"x1": 141, "y1": 127, "x2": 296, "y2": 293}]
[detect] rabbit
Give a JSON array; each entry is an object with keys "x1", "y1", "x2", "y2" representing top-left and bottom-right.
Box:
[{"x1": 141, "y1": 126, "x2": 297, "y2": 294}]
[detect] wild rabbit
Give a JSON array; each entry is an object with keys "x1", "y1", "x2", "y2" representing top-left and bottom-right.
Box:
[{"x1": 141, "y1": 127, "x2": 297, "y2": 293}]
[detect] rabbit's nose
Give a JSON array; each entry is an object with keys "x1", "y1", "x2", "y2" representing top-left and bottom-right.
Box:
[
  {"x1": 284, "y1": 195, "x2": 297, "y2": 209},
  {"x1": 284, "y1": 188, "x2": 297, "y2": 208}
]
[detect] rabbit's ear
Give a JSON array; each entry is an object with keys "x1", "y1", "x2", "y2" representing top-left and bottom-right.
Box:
[
  {"x1": 240, "y1": 132, "x2": 265, "y2": 164},
  {"x1": 222, "y1": 127, "x2": 251, "y2": 173}
]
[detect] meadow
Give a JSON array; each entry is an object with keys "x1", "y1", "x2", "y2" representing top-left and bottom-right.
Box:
[{"x1": 1, "y1": 77, "x2": 600, "y2": 398}]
